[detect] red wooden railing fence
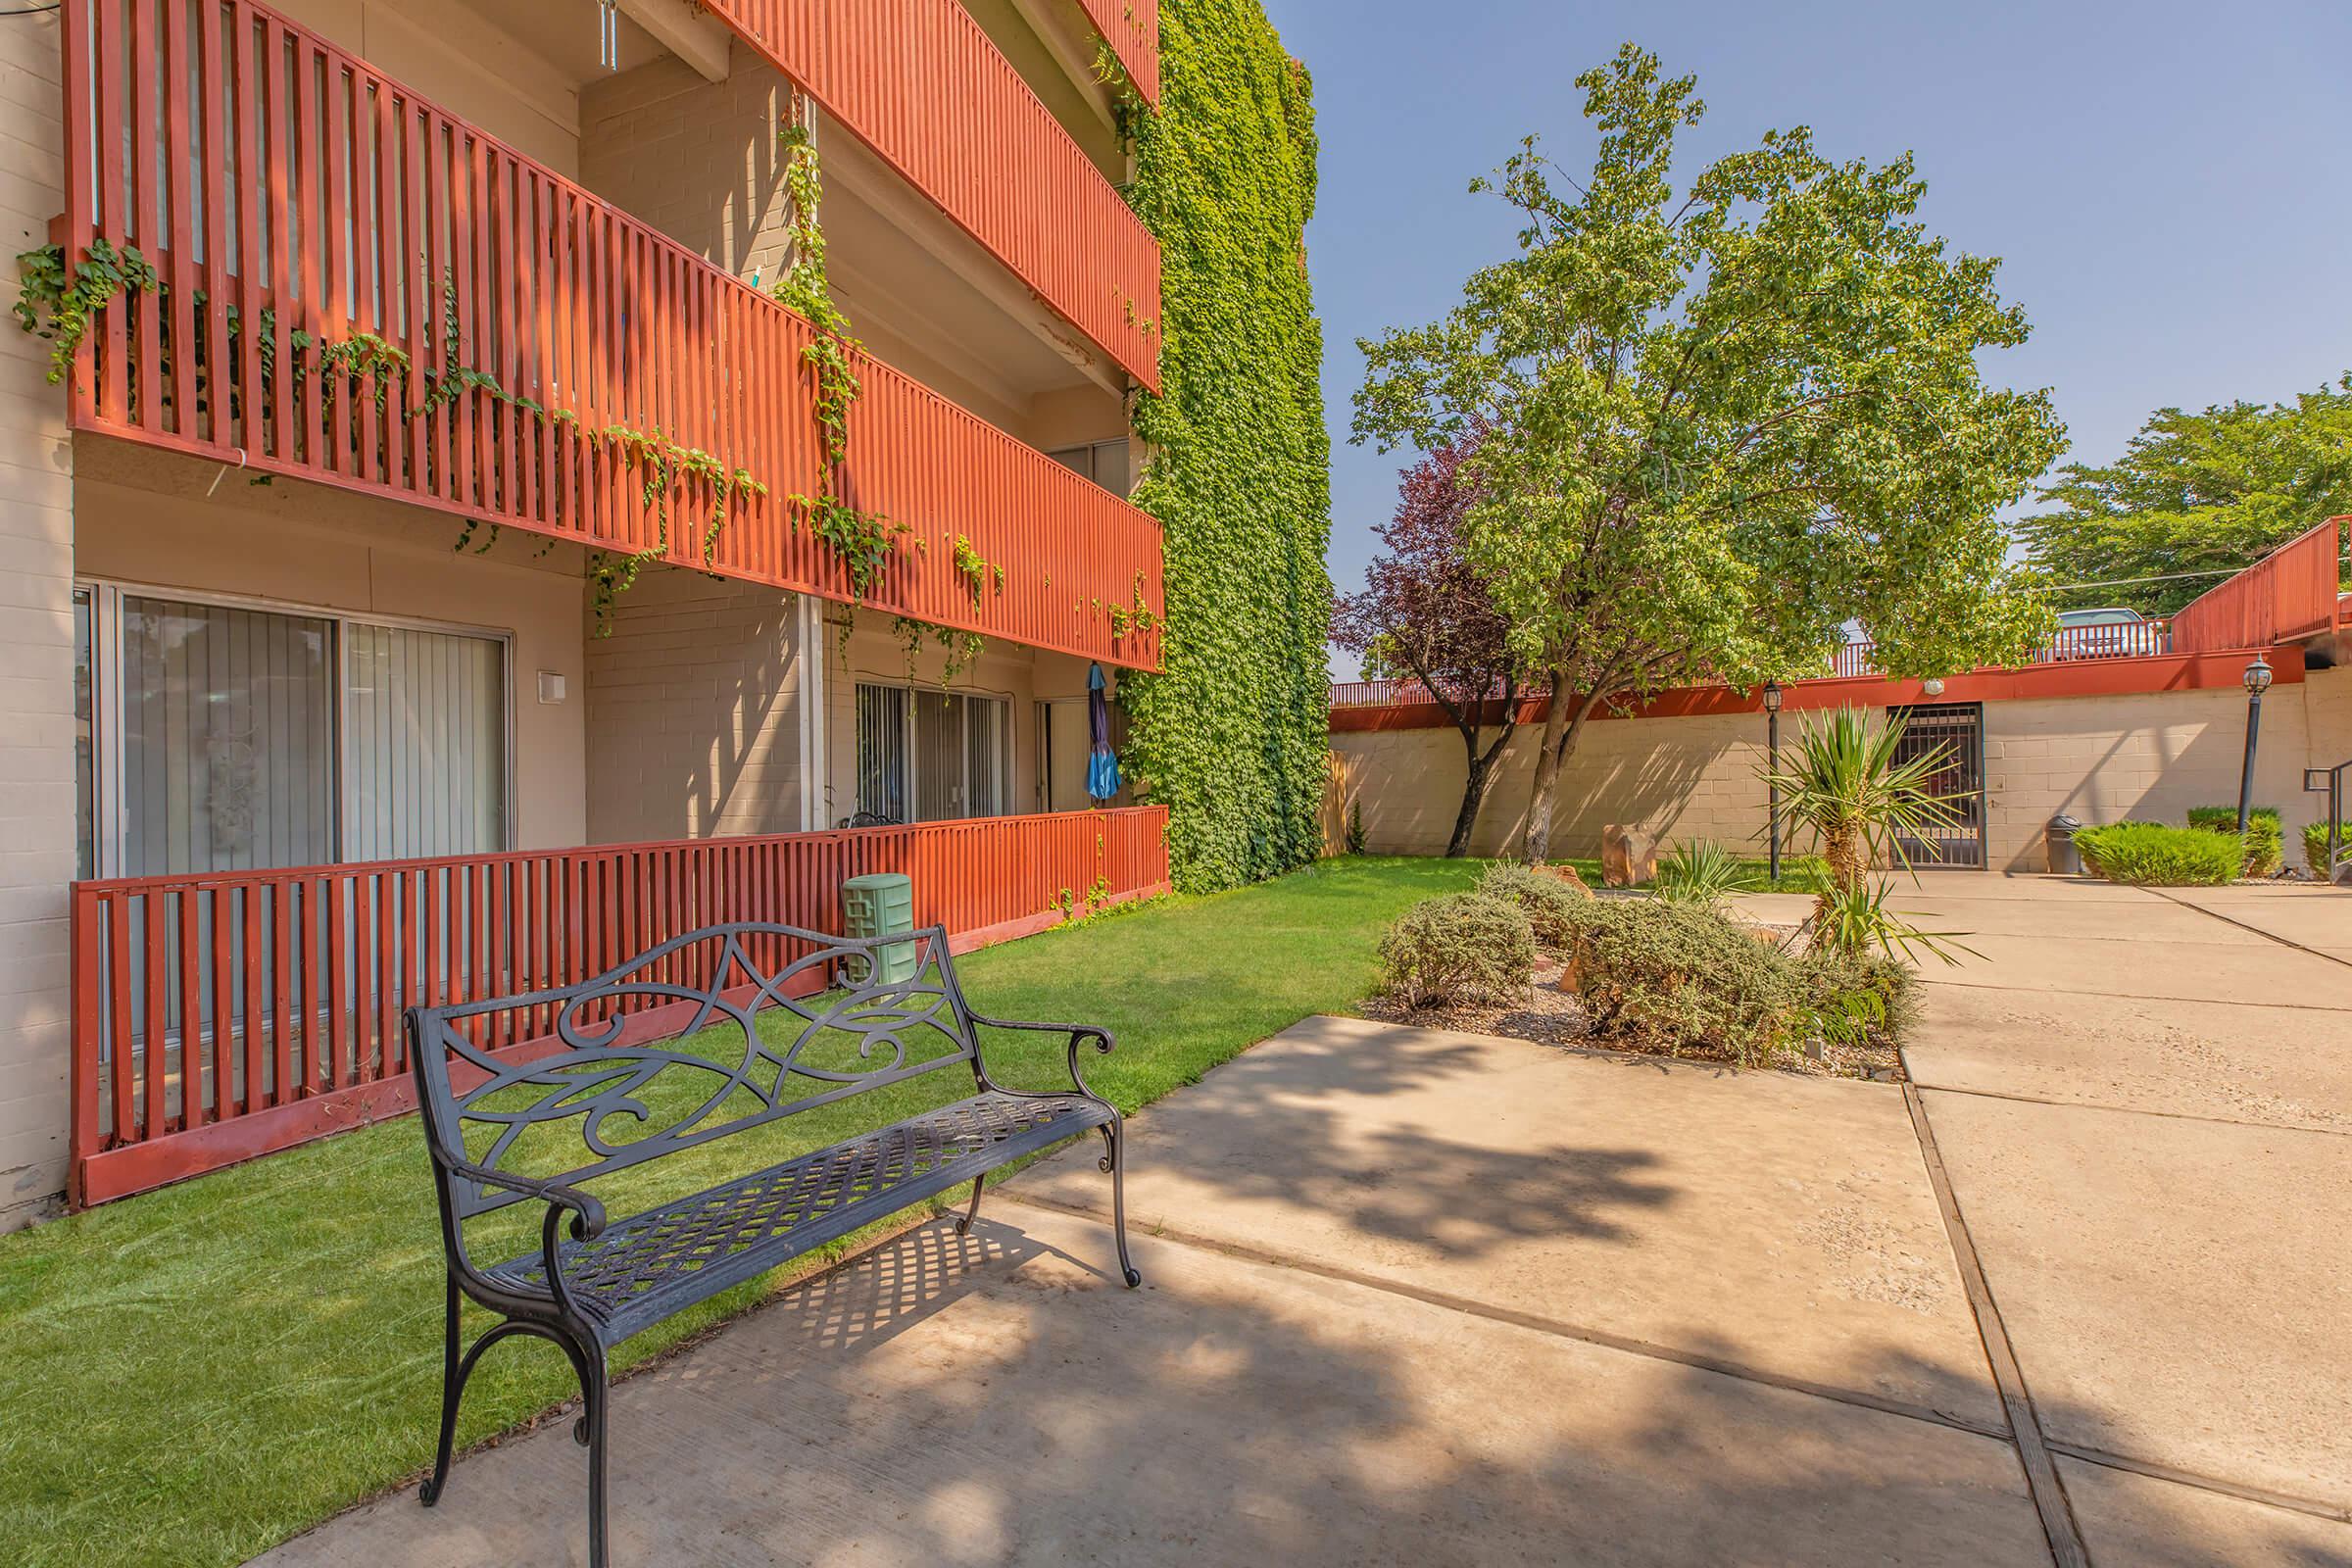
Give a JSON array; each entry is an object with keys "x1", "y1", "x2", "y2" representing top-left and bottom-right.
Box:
[
  {"x1": 698, "y1": 0, "x2": 1161, "y2": 389},
  {"x1": 60, "y1": 0, "x2": 1162, "y2": 669},
  {"x1": 68, "y1": 807, "x2": 1170, "y2": 1206},
  {"x1": 1078, "y1": 0, "x2": 1161, "y2": 105},
  {"x1": 2171, "y1": 518, "x2": 2346, "y2": 654}
]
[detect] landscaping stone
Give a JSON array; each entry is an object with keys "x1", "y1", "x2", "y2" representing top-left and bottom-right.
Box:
[
  {"x1": 1600, "y1": 824, "x2": 1657, "y2": 886},
  {"x1": 1529, "y1": 860, "x2": 1596, "y2": 898}
]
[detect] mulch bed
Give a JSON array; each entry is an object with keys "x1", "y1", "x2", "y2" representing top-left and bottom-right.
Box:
[{"x1": 1357, "y1": 955, "x2": 1905, "y2": 1081}]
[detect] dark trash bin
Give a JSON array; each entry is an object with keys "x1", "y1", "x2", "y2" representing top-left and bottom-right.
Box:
[{"x1": 2045, "y1": 812, "x2": 2084, "y2": 876}]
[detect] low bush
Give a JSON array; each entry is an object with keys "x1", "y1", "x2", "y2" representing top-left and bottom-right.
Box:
[
  {"x1": 1799, "y1": 947, "x2": 1918, "y2": 1046},
  {"x1": 2075, "y1": 821, "x2": 2242, "y2": 886},
  {"x1": 1559, "y1": 900, "x2": 1804, "y2": 1066},
  {"x1": 1378, "y1": 893, "x2": 1536, "y2": 1006},
  {"x1": 1475, "y1": 861, "x2": 1589, "y2": 953},
  {"x1": 2305, "y1": 821, "x2": 2352, "y2": 880},
  {"x1": 2187, "y1": 806, "x2": 2282, "y2": 876}
]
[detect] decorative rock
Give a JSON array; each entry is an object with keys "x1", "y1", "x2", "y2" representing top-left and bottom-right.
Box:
[
  {"x1": 1599, "y1": 824, "x2": 1657, "y2": 888},
  {"x1": 1529, "y1": 861, "x2": 1597, "y2": 899}
]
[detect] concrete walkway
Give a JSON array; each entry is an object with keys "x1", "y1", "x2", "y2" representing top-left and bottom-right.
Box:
[{"x1": 255, "y1": 877, "x2": 2352, "y2": 1567}]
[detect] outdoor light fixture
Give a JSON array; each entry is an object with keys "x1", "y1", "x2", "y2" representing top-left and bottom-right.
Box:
[
  {"x1": 2236, "y1": 656, "x2": 2274, "y2": 835},
  {"x1": 1763, "y1": 681, "x2": 1784, "y2": 883},
  {"x1": 1922, "y1": 677, "x2": 1946, "y2": 698}
]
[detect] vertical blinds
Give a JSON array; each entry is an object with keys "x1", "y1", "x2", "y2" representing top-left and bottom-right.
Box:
[
  {"x1": 344, "y1": 624, "x2": 508, "y2": 861},
  {"x1": 105, "y1": 593, "x2": 508, "y2": 876},
  {"x1": 121, "y1": 595, "x2": 337, "y2": 876},
  {"x1": 856, "y1": 682, "x2": 1010, "y2": 824}
]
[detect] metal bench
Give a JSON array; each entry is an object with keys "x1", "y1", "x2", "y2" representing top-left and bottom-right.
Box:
[{"x1": 405, "y1": 920, "x2": 1138, "y2": 1567}]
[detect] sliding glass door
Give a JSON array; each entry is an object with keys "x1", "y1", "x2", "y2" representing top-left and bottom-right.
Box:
[
  {"x1": 854, "y1": 683, "x2": 1011, "y2": 824},
  {"x1": 77, "y1": 585, "x2": 511, "y2": 878}
]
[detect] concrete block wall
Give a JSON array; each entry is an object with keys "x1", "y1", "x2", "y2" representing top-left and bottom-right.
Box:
[
  {"x1": 0, "y1": 9, "x2": 70, "y2": 1230},
  {"x1": 1337, "y1": 676, "x2": 2351, "y2": 875},
  {"x1": 585, "y1": 567, "x2": 809, "y2": 844}
]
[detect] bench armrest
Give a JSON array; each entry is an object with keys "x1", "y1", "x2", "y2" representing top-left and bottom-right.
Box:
[
  {"x1": 434, "y1": 1152, "x2": 609, "y2": 1242},
  {"x1": 965, "y1": 1012, "x2": 1117, "y2": 1101}
]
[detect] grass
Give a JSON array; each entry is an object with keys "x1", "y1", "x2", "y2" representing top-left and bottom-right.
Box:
[{"x1": 0, "y1": 855, "x2": 1481, "y2": 1568}]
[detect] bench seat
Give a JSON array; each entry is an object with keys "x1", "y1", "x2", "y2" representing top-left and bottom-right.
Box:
[{"x1": 481, "y1": 1091, "x2": 1109, "y2": 1345}]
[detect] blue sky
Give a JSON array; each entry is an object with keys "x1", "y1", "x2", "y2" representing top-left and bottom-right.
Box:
[{"x1": 1258, "y1": 0, "x2": 2352, "y2": 676}]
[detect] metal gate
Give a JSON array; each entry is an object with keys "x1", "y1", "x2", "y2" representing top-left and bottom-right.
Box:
[{"x1": 1889, "y1": 703, "x2": 1986, "y2": 869}]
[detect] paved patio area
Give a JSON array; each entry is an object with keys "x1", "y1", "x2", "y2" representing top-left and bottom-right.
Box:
[{"x1": 256, "y1": 876, "x2": 2352, "y2": 1567}]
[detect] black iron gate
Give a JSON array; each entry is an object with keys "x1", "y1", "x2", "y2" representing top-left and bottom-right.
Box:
[{"x1": 1889, "y1": 703, "x2": 1986, "y2": 869}]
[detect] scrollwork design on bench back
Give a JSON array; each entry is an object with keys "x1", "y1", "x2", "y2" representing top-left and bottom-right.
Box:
[{"x1": 409, "y1": 921, "x2": 982, "y2": 1219}]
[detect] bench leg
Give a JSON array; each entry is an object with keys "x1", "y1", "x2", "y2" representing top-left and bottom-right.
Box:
[
  {"x1": 1101, "y1": 1118, "x2": 1142, "y2": 1289},
  {"x1": 956, "y1": 1172, "x2": 986, "y2": 1236},
  {"x1": 580, "y1": 1350, "x2": 611, "y2": 1568},
  {"x1": 420, "y1": 1276, "x2": 464, "y2": 1507}
]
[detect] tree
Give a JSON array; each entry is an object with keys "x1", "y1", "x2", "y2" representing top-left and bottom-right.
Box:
[
  {"x1": 2016, "y1": 377, "x2": 2352, "y2": 617},
  {"x1": 1350, "y1": 44, "x2": 2066, "y2": 860},
  {"x1": 1333, "y1": 440, "x2": 1531, "y2": 856}
]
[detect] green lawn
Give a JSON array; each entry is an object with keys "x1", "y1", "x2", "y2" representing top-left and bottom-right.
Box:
[{"x1": 0, "y1": 855, "x2": 1481, "y2": 1568}]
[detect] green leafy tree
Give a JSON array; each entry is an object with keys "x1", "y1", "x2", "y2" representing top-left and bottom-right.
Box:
[
  {"x1": 1351, "y1": 44, "x2": 2065, "y2": 859},
  {"x1": 2017, "y1": 377, "x2": 2352, "y2": 616}
]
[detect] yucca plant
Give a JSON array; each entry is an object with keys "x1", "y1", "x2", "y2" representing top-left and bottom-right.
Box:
[
  {"x1": 1758, "y1": 706, "x2": 1963, "y2": 895},
  {"x1": 1808, "y1": 869, "x2": 1979, "y2": 966},
  {"x1": 1652, "y1": 840, "x2": 1758, "y2": 909}
]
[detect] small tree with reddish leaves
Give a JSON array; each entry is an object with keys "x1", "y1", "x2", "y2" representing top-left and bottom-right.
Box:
[{"x1": 1333, "y1": 440, "x2": 1532, "y2": 857}]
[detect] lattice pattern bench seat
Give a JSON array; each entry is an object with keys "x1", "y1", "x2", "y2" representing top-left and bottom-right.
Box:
[{"x1": 481, "y1": 1092, "x2": 1108, "y2": 1345}]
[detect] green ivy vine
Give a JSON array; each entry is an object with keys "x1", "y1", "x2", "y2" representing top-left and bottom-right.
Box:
[{"x1": 1118, "y1": 0, "x2": 1331, "y2": 892}]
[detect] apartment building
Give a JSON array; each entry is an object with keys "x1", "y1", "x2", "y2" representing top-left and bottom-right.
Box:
[{"x1": 0, "y1": 0, "x2": 1182, "y2": 1223}]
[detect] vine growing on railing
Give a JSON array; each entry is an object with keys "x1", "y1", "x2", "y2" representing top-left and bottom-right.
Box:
[
  {"x1": 16, "y1": 243, "x2": 767, "y2": 633},
  {"x1": 13, "y1": 239, "x2": 158, "y2": 386}
]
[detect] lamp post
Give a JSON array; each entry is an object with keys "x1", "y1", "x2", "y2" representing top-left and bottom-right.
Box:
[
  {"x1": 2236, "y1": 655, "x2": 2274, "y2": 834},
  {"x1": 1763, "y1": 680, "x2": 1784, "y2": 884}
]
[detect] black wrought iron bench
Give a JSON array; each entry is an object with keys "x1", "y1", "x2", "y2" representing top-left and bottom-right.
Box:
[{"x1": 405, "y1": 920, "x2": 1138, "y2": 1567}]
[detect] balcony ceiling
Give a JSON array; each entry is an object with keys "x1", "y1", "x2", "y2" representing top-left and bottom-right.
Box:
[{"x1": 458, "y1": 0, "x2": 667, "y2": 88}]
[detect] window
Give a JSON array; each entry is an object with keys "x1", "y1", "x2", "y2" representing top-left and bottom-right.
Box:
[
  {"x1": 854, "y1": 683, "x2": 1011, "y2": 823},
  {"x1": 76, "y1": 584, "x2": 511, "y2": 877},
  {"x1": 1045, "y1": 438, "x2": 1133, "y2": 496}
]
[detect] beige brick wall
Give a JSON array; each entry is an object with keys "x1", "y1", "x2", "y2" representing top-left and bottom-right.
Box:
[
  {"x1": 1337, "y1": 678, "x2": 2347, "y2": 874},
  {"x1": 585, "y1": 568, "x2": 810, "y2": 843},
  {"x1": 0, "y1": 9, "x2": 69, "y2": 1229}
]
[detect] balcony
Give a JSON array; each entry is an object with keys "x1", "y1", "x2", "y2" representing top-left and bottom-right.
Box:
[
  {"x1": 59, "y1": 0, "x2": 1163, "y2": 670},
  {"x1": 699, "y1": 0, "x2": 1162, "y2": 390},
  {"x1": 1078, "y1": 0, "x2": 1162, "y2": 105}
]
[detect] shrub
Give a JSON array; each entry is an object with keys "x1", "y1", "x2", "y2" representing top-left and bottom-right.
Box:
[
  {"x1": 2188, "y1": 806, "x2": 2282, "y2": 876},
  {"x1": 2305, "y1": 821, "x2": 2352, "y2": 880},
  {"x1": 1558, "y1": 900, "x2": 1809, "y2": 1066},
  {"x1": 2075, "y1": 821, "x2": 2242, "y2": 886},
  {"x1": 1475, "y1": 861, "x2": 1588, "y2": 953},
  {"x1": 1378, "y1": 894, "x2": 1536, "y2": 1006},
  {"x1": 1799, "y1": 948, "x2": 1917, "y2": 1047},
  {"x1": 1652, "y1": 840, "x2": 1758, "y2": 908}
]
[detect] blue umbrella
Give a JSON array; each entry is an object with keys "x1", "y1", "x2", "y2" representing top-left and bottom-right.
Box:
[{"x1": 1086, "y1": 662, "x2": 1121, "y2": 802}]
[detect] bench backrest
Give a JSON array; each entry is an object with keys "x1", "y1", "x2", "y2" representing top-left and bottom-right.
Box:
[{"x1": 407, "y1": 921, "x2": 981, "y2": 1221}]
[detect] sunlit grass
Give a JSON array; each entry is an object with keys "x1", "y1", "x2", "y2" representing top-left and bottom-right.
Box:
[{"x1": 0, "y1": 855, "x2": 1479, "y2": 1568}]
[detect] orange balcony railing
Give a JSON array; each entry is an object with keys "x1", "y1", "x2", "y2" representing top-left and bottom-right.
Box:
[
  {"x1": 1079, "y1": 0, "x2": 1161, "y2": 105},
  {"x1": 68, "y1": 806, "x2": 1171, "y2": 1205},
  {"x1": 699, "y1": 0, "x2": 1161, "y2": 390},
  {"x1": 60, "y1": 0, "x2": 1163, "y2": 669},
  {"x1": 2171, "y1": 517, "x2": 2346, "y2": 654}
]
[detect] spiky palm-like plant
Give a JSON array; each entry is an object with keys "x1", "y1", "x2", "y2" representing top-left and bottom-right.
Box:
[{"x1": 1759, "y1": 707, "x2": 1961, "y2": 895}]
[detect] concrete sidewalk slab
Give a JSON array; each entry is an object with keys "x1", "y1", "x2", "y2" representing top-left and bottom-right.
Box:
[
  {"x1": 1876, "y1": 897, "x2": 2267, "y2": 944},
  {"x1": 1017, "y1": 1015, "x2": 2003, "y2": 1432},
  {"x1": 252, "y1": 1207, "x2": 2052, "y2": 1568},
  {"x1": 1887, "y1": 875, "x2": 2154, "y2": 904},
  {"x1": 2058, "y1": 1459, "x2": 2352, "y2": 1568},
  {"x1": 1921, "y1": 933, "x2": 2351, "y2": 1007},
  {"x1": 1922, "y1": 1089, "x2": 2352, "y2": 1513},
  {"x1": 1902, "y1": 985, "x2": 2352, "y2": 1130},
  {"x1": 2157, "y1": 885, "x2": 2352, "y2": 952}
]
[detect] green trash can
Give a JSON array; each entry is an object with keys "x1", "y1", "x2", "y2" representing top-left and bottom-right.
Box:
[{"x1": 840, "y1": 872, "x2": 918, "y2": 986}]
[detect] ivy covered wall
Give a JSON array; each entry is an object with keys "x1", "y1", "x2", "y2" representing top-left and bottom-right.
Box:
[{"x1": 1124, "y1": 0, "x2": 1332, "y2": 892}]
